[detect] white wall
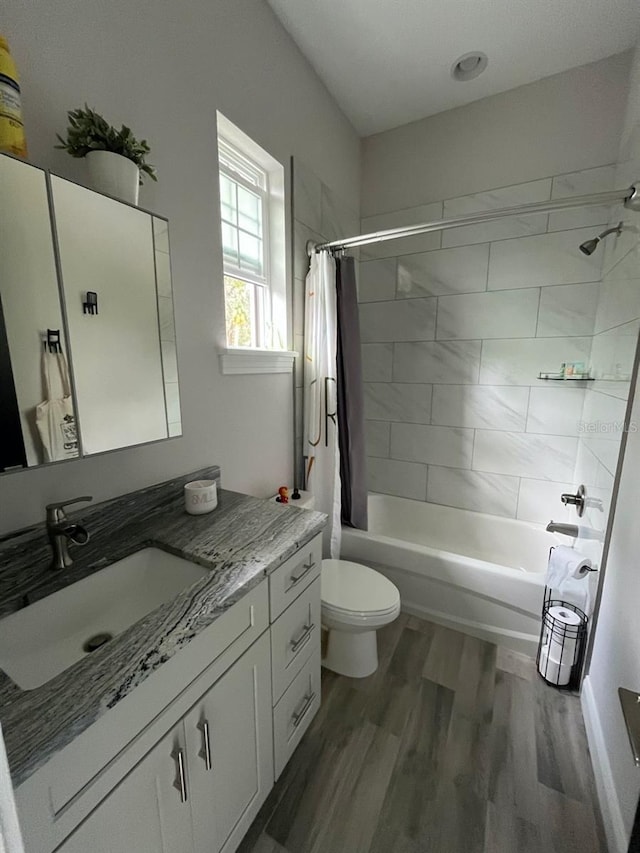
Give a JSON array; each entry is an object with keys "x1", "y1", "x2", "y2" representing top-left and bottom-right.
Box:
[
  {"x1": 582, "y1": 39, "x2": 640, "y2": 853},
  {"x1": 583, "y1": 374, "x2": 640, "y2": 853},
  {"x1": 0, "y1": 0, "x2": 360, "y2": 533},
  {"x1": 362, "y1": 52, "x2": 631, "y2": 216}
]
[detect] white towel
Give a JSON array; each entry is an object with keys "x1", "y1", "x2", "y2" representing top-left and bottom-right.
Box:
[{"x1": 0, "y1": 725, "x2": 25, "y2": 853}]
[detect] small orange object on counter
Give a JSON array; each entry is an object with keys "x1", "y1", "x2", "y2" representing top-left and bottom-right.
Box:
[{"x1": 276, "y1": 486, "x2": 289, "y2": 504}]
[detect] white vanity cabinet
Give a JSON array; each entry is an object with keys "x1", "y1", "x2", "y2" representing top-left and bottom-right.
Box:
[
  {"x1": 15, "y1": 533, "x2": 324, "y2": 853},
  {"x1": 268, "y1": 534, "x2": 322, "y2": 778},
  {"x1": 56, "y1": 632, "x2": 272, "y2": 853},
  {"x1": 53, "y1": 721, "x2": 192, "y2": 853},
  {"x1": 184, "y1": 631, "x2": 273, "y2": 853}
]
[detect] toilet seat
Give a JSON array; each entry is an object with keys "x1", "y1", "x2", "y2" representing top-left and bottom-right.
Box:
[{"x1": 321, "y1": 559, "x2": 400, "y2": 619}]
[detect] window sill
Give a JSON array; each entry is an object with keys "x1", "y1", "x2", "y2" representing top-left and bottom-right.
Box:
[{"x1": 219, "y1": 348, "x2": 298, "y2": 375}]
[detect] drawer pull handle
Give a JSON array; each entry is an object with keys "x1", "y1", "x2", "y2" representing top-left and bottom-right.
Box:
[
  {"x1": 290, "y1": 623, "x2": 315, "y2": 654},
  {"x1": 292, "y1": 691, "x2": 316, "y2": 729},
  {"x1": 288, "y1": 559, "x2": 315, "y2": 589},
  {"x1": 198, "y1": 719, "x2": 212, "y2": 771},
  {"x1": 172, "y1": 748, "x2": 188, "y2": 803}
]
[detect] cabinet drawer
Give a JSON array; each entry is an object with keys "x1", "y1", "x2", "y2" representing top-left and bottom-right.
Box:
[
  {"x1": 269, "y1": 534, "x2": 322, "y2": 621},
  {"x1": 273, "y1": 647, "x2": 321, "y2": 779},
  {"x1": 271, "y1": 578, "x2": 321, "y2": 702}
]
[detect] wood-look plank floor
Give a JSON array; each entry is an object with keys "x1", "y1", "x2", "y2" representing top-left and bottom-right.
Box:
[{"x1": 238, "y1": 615, "x2": 606, "y2": 853}]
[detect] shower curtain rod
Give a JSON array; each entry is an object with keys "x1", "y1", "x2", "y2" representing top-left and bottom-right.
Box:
[{"x1": 310, "y1": 182, "x2": 640, "y2": 254}]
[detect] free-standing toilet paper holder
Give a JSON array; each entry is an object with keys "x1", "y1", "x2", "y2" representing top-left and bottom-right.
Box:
[{"x1": 536, "y1": 588, "x2": 588, "y2": 690}]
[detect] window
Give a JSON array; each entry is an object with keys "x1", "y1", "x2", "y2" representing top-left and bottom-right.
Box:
[
  {"x1": 218, "y1": 140, "x2": 270, "y2": 348},
  {"x1": 216, "y1": 113, "x2": 293, "y2": 374}
]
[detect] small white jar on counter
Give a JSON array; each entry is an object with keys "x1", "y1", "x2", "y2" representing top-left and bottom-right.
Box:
[{"x1": 184, "y1": 479, "x2": 218, "y2": 515}]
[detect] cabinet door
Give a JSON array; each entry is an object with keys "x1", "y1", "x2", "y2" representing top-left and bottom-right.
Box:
[
  {"x1": 184, "y1": 632, "x2": 273, "y2": 853},
  {"x1": 55, "y1": 723, "x2": 194, "y2": 853}
]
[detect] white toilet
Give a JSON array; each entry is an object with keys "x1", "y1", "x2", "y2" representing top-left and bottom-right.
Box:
[{"x1": 321, "y1": 559, "x2": 401, "y2": 678}]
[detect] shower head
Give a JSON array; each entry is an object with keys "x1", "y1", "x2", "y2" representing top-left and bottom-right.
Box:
[
  {"x1": 579, "y1": 237, "x2": 599, "y2": 256},
  {"x1": 579, "y1": 222, "x2": 623, "y2": 255}
]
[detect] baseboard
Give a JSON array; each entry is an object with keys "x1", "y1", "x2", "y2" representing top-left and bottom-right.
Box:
[{"x1": 581, "y1": 675, "x2": 629, "y2": 853}]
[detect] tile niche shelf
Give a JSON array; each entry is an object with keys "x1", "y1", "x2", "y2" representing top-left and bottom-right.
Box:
[
  {"x1": 537, "y1": 372, "x2": 594, "y2": 381},
  {"x1": 537, "y1": 372, "x2": 632, "y2": 382}
]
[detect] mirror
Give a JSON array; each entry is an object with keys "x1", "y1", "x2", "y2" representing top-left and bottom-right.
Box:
[
  {"x1": 0, "y1": 155, "x2": 181, "y2": 471},
  {"x1": 0, "y1": 155, "x2": 79, "y2": 470}
]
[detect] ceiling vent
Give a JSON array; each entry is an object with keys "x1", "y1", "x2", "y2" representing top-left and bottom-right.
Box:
[{"x1": 451, "y1": 52, "x2": 488, "y2": 81}]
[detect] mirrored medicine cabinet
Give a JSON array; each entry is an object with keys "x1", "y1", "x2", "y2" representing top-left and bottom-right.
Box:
[{"x1": 0, "y1": 153, "x2": 182, "y2": 473}]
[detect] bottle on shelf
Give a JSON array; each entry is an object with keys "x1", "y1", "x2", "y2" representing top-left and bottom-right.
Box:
[{"x1": 0, "y1": 33, "x2": 27, "y2": 158}]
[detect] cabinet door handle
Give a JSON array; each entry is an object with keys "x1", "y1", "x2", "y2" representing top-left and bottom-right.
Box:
[
  {"x1": 198, "y1": 719, "x2": 212, "y2": 771},
  {"x1": 292, "y1": 691, "x2": 316, "y2": 729},
  {"x1": 172, "y1": 748, "x2": 188, "y2": 803},
  {"x1": 288, "y1": 559, "x2": 315, "y2": 590},
  {"x1": 290, "y1": 623, "x2": 315, "y2": 654}
]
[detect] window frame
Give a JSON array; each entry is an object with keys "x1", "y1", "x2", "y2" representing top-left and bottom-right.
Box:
[
  {"x1": 216, "y1": 111, "x2": 293, "y2": 375},
  {"x1": 218, "y1": 139, "x2": 272, "y2": 349}
]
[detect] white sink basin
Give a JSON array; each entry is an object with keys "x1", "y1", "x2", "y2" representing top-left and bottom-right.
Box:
[{"x1": 0, "y1": 548, "x2": 208, "y2": 690}]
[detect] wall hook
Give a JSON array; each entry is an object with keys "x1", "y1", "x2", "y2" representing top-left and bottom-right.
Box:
[
  {"x1": 43, "y1": 329, "x2": 62, "y2": 354},
  {"x1": 83, "y1": 292, "x2": 98, "y2": 315}
]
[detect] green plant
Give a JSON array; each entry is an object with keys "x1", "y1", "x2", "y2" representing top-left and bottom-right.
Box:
[{"x1": 56, "y1": 105, "x2": 157, "y2": 184}]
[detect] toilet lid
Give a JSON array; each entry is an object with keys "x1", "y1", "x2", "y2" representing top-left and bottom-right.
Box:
[{"x1": 321, "y1": 559, "x2": 400, "y2": 616}]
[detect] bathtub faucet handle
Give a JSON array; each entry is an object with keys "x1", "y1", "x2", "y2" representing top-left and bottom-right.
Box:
[{"x1": 560, "y1": 485, "x2": 586, "y2": 517}]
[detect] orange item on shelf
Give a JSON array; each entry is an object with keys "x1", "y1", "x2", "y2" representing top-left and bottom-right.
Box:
[{"x1": 276, "y1": 486, "x2": 289, "y2": 504}]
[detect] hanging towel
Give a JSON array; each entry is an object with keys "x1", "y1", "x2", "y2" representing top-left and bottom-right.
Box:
[
  {"x1": 0, "y1": 724, "x2": 25, "y2": 853},
  {"x1": 35, "y1": 350, "x2": 79, "y2": 462}
]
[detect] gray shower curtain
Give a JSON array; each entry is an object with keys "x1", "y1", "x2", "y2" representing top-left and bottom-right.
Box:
[{"x1": 336, "y1": 256, "x2": 368, "y2": 530}]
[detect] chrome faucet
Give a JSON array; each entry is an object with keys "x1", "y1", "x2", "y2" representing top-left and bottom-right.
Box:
[
  {"x1": 46, "y1": 496, "x2": 92, "y2": 570},
  {"x1": 546, "y1": 521, "x2": 579, "y2": 537}
]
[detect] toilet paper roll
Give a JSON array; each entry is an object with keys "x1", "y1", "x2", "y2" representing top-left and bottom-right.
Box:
[
  {"x1": 548, "y1": 605, "x2": 582, "y2": 627},
  {"x1": 538, "y1": 645, "x2": 573, "y2": 686},
  {"x1": 546, "y1": 545, "x2": 593, "y2": 587},
  {"x1": 546, "y1": 605, "x2": 582, "y2": 664}
]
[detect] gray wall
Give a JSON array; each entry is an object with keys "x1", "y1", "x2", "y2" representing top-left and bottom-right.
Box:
[{"x1": 0, "y1": 0, "x2": 360, "y2": 533}]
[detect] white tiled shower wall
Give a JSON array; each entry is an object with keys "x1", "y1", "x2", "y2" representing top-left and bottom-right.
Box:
[
  {"x1": 292, "y1": 159, "x2": 360, "y2": 487},
  {"x1": 358, "y1": 163, "x2": 640, "y2": 525}
]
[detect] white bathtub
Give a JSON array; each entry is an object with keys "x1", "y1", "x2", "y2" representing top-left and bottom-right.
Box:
[{"x1": 341, "y1": 494, "x2": 559, "y2": 655}]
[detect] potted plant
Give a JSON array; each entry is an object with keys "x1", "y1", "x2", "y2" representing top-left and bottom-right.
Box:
[{"x1": 56, "y1": 105, "x2": 157, "y2": 205}]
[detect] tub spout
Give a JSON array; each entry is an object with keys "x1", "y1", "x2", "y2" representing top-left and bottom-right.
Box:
[{"x1": 546, "y1": 521, "x2": 579, "y2": 536}]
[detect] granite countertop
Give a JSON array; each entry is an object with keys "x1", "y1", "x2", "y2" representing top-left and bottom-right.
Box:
[{"x1": 0, "y1": 467, "x2": 326, "y2": 787}]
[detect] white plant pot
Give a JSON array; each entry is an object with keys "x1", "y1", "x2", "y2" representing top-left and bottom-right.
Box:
[{"x1": 85, "y1": 150, "x2": 140, "y2": 205}]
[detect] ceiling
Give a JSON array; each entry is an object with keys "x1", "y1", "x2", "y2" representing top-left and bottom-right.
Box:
[{"x1": 266, "y1": 0, "x2": 640, "y2": 136}]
